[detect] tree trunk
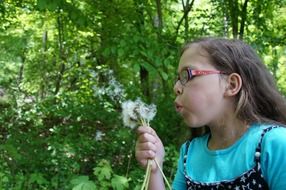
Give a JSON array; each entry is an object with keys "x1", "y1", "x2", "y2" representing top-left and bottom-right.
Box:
[
  {"x1": 239, "y1": 0, "x2": 249, "y2": 39},
  {"x1": 155, "y1": 0, "x2": 163, "y2": 34},
  {"x1": 18, "y1": 55, "x2": 25, "y2": 90},
  {"x1": 222, "y1": 1, "x2": 229, "y2": 37},
  {"x1": 140, "y1": 66, "x2": 150, "y2": 98},
  {"x1": 40, "y1": 30, "x2": 48, "y2": 98},
  {"x1": 228, "y1": 0, "x2": 239, "y2": 38},
  {"x1": 54, "y1": 14, "x2": 66, "y2": 95},
  {"x1": 134, "y1": 0, "x2": 150, "y2": 99},
  {"x1": 272, "y1": 48, "x2": 278, "y2": 80},
  {"x1": 183, "y1": 0, "x2": 190, "y2": 40}
]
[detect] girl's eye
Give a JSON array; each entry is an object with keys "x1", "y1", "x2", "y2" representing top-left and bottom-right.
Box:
[
  {"x1": 179, "y1": 70, "x2": 190, "y2": 85},
  {"x1": 182, "y1": 71, "x2": 188, "y2": 79}
]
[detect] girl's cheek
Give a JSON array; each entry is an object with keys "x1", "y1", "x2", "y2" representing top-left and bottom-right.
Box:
[{"x1": 185, "y1": 90, "x2": 205, "y2": 110}]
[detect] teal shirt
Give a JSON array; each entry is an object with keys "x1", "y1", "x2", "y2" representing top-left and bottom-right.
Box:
[{"x1": 172, "y1": 123, "x2": 286, "y2": 190}]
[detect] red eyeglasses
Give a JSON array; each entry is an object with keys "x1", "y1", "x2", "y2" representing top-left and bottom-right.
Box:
[{"x1": 177, "y1": 68, "x2": 225, "y2": 85}]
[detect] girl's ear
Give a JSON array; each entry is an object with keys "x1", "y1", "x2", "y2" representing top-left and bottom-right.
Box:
[{"x1": 224, "y1": 73, "x2": 242, "y2": 97}]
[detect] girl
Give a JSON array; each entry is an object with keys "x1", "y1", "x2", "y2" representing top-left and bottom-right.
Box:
[{"x1": 135, "y1": 37, "x2": 286, "y2": 190}]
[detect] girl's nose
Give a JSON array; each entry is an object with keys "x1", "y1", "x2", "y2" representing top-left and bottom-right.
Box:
[{"x1": 173, "y1": 81, "x2": 183, "y2": 95}]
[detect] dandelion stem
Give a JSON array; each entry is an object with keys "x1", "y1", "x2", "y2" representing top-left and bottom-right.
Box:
[
  {"x1": 140, "y1": 118, "x2": 147, "y2": 126},
  {"x1": 145, "y1": 160, "x2": 152, "y2": 190},
  {"x1": 140, "y1": 118, "x2": 151, "y2": 190},
  {"x1": 141, "y1": 159, "x2": 151, "y2": 190}
]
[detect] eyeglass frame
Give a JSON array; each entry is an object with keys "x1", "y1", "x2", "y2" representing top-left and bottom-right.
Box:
[{"x1": 176, "y1": 68, "x2": 226, "y2": 86}]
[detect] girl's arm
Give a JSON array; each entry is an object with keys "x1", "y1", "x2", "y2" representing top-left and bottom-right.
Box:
[
  {"x1": 136, "y1": 126, "x2": 165, "y2": 190},
  {"x1": 148, "y1": 164, "x2": 165, "y2": 190}
]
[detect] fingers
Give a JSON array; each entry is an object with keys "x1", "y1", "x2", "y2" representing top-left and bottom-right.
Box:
[
  {"x1": 135, "y1": 141, "x2": 157, "y2": 161},
  {"x1": 136, "y1": 150, "x2": 156, "y2": 165},
  {"x1": 135, "y1": 126, "x2": 159, "y2": 168},
  {"x1": 137, "y1": 126, "x2": 156, "y2": 136},
  {"x1": 135, "y1": 125, "x2": 166, "y2": 172},
  {"x1": 137, "y1": 133, "x2": 157, "y2": 144},
  {"x1": 137, "y1": 141, "x2": 157, "y2": 151}
]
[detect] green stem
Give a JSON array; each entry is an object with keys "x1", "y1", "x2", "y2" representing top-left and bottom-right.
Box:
[
  {"x1": 145, "y1": 160, "x2": 152, "y2": 190},
  {"x1": 139, "y1": 118, "x2": 171, "y2": 189},
  {"x1": 141, "y1": 160, "x2": 152, "y2": 190}
]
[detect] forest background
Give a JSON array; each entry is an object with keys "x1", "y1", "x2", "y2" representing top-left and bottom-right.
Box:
[{"x1": 0, "y1": 0, "x2": 285, "y2": 189}]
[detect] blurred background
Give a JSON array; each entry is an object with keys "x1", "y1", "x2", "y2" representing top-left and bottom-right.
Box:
[{"x1": 0, "y1": 0, "x2": 285, "y2": 189}]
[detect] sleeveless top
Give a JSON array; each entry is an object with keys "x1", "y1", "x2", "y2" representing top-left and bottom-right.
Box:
[{"x1": 183, "y1": 126, "x2": 279, "y2": 190}]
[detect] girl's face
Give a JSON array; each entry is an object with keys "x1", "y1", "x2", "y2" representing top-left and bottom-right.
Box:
[{"x1": 174, "y1": 45, "x2": 228, "y2": 128}]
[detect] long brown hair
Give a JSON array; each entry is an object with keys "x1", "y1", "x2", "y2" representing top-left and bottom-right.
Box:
[{"x1": 182, "y1": 37, "x2": 286, "y2": 137}]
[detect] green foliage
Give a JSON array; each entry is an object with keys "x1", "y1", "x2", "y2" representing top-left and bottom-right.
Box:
[
  {"x1": 0, "y1": 0, "x2": 285, "y2": 189},
  {"x1": 111, "y1": 175, "x2": 129, "y2": 190},
  {"x1": 68, "y1": 159, "x2": 130, "y2": 190},
  {"x1": 92, "y1": 159, "x2": 129, "y2": 190},
  {"x1": 94, "y1": 160, "x2": 112, "y2": 181},
  {"x1": 71, "y1": 176, "x2": 96, "y2": 190}
]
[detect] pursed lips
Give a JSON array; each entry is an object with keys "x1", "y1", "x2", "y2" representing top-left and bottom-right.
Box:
[{"x1": 175, "y1": 102, "x2": 183, "y2": 112}]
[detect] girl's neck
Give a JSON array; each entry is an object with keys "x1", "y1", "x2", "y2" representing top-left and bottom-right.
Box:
[{"x1": 207, "y1": 120, "x2": 249, "y2": 150}]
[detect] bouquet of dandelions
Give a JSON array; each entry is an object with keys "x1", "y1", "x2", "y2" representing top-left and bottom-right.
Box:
[{"x1": 121, "y1": 99, "x2": 171, "y2": 190}]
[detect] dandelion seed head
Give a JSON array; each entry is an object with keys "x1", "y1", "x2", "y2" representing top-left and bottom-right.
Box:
[
  {"x1": 122, "y1": 100, "x2": 139, "y2": 128},
  {"x1": 121, "y1": 99, "x2": 157, "y2": 129},
  {"x1": 145, "y1": 104, "x2": 157, "y2": 121}
]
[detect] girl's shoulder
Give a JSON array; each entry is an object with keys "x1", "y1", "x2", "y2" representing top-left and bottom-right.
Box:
[
  {"x1": 260, "y1": 124, "x2": 286, "y2": 143},
  {"x1": 256, "y1": 123, "x2": 286, "y2": 189},
  {"x1": 181, "y1": 123, "x2": 286, "y2": 150},
  {"x1": 250, "y1": 123, "x2": 286, "y2": 151},
  {"x1": 251, "y1": 122, "x2": 286, "y2": 138}
]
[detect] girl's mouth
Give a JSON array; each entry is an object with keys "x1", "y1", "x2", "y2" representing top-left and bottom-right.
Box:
[{"x1": 175, "y1": 102, "x2": 183, "y2": 113}]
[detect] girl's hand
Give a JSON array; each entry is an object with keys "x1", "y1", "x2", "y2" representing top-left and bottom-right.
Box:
[{"x1": 135, "y1": 126, "x2": 165, "y2": 172}]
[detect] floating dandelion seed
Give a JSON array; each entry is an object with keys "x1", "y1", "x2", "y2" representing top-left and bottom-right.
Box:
[{"x1": 95, "y1": 130, "x2": 105, "y2": 141}]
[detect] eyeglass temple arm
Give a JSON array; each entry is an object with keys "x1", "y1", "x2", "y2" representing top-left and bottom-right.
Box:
[{"x1": 191, "y1": 70, "x2": 224, "y2": 76}]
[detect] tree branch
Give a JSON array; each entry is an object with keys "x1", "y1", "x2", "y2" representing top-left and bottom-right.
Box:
[{"x1": 174, "y1": 0, "x2": 195, "y2": 40}]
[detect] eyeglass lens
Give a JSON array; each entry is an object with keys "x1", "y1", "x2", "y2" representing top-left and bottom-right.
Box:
[{"x1": 180, "y1": 69, "x2": 190, "y2": 85}]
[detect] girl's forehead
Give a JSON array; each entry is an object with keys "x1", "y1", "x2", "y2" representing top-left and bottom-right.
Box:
[{"x1": 178, "y1": 46, "x2": 212, "y2": 70}]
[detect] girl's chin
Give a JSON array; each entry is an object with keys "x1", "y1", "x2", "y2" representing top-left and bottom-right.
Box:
[
  {"x1": 180, "y1": 110, "x2": 204, "y2": 127},
  {"x1": 183, "y1": 116, "x2": 205, "y2": 128},
  {"x1": 183, "y1": 117, "x2": 196, "y2": 127}
]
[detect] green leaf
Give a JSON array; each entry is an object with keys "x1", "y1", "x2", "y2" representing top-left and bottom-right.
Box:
[
  {"x1": 0, "y1": 172, "x2": 9, "y2": 183},
  {"x1": 0, "y1": 144, "x2": 21, "y2": 161},
  {"x1": 28, "y1": 173, "x2": 48, "y2": 185},
  {"x1": 36, "y1": 0, "x2": 47, "y2": 10},
  {"x1": 37, "y1": 0, "x2": 59, "y2": 11},
  {"x1": 118, "y1": 48, "x2": 124, "y2": 57},
  {"x1": 141, "y1": 62, "x2": 157, "y2": 75},
  {"x1": 71, "y1": 176, "x2": 96, "y2": 190},
  {"x1": 72, "y1": 181, "x2": 96, "y2": 190},
  {"x1": 133, "y1": 63, "x2": 140, "y2": 73},
  {"x1": 111, "y1": 175, "x2": 129, "y2": 190},
  {"x1": 161, "y1": 71, "x2": 168, "y2": 81},
  {"x1": 71, "y1": 176, "x2": 90, "y2": 185},
  {"x1": 93, "y1": 160, "x2": 112, "y2": 180}
]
